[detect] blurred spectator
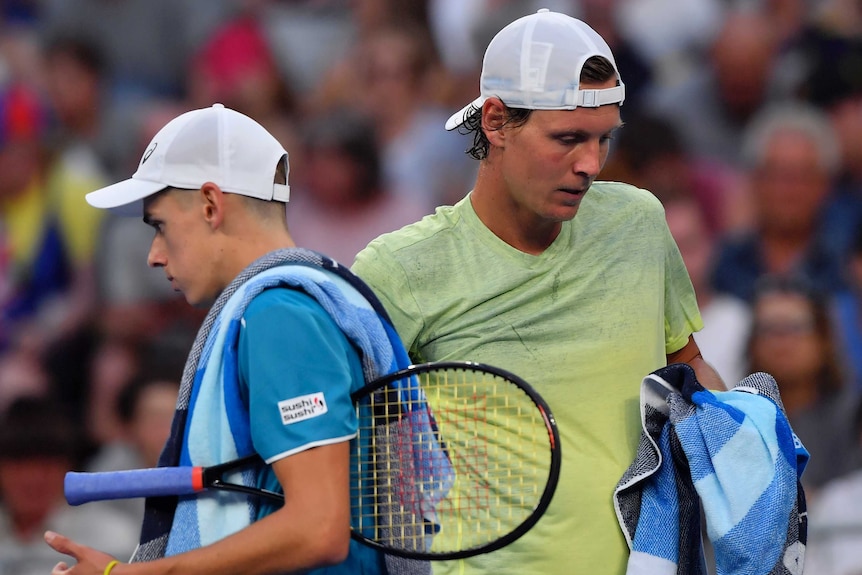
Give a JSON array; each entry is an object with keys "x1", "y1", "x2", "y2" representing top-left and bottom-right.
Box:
[
  {"x1": 710, "y1": 101, "x2": 846, "y2": 302},
  {"x1": 85, "y1": 343, "x2": 183, "y2": 524},
  {"x1": 84, "y1": 335, "x2": 142, "y2": 447},
  {"x1": 799, "y1": 30, "x2": 862, "y2": 260},
  {"x1": 833, "y1": 226, "x2": 862, "y2": 392},
  {"x1": 80, "y1": 304, "x2": 194, "y2": 449},
  {"x1": 645, "y1": 6, "x2": 794, "y2": 168},
  {"x1": 745, "y1": 276, "x2": 861, "y2": 491},
  {"x1": 601, "y1": 111, "x2": 742, "y2": 234},
  {"x1": 615, "y1": 0, "x2": 723, "y2": 79},
  {"x1": 349, "y1": 0, "x2": 430, "y2": 37},
  {"x1": 313, "y1": 21, "x2": 476, "y2": 210},
  {"x1": 750, "y1": 0, "x2": 813, "y2": 48},
  {"x1": 665, "y1": 198, "x2": 751, "y2": 386},
  {"x1": 0, "y1": 396, "x2": 139, "y2": 575},
  {"x1": 0, "y1": 329, "x2": 49, "y2": 414},
  {"x1": 39, "y1": 33, "x2": 131, "y2": 186},
  {"x1": 0, "y1": 8, "x2": 44, "y2": 90},
  {"x1": 288, "y1": 109, "x2": 429, "y2": 265},
  {"x1": 186, "y1": 11, "x2": 299, "y2": 150},
  {"x1": 0, "y1": 81, "x2": 103, "y2": 352},
  {"x1": 261, "y1": 0, "x2": 355, "y2": 98},
  {"x1": 813, "y1": 0, "x2": 862, "y2": 37},
  {"x1": 804, "y1": 397, "x2": 862, "y2": 575},
  {"x1": 36, "y1": 0, "x2": 230, "y2": 103}
]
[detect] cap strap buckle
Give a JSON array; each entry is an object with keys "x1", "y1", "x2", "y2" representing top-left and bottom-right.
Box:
[
  {"x1": 576, "y1": 85, "x2": 625, "y2": 108},
  {"x1": 272, "y1": 183, "x2": 290, "y2": 202}
]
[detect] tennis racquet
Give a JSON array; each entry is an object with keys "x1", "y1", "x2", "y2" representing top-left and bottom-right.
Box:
[{"x1": 65, "y1": 361, "x2": 561, "y2": 560}]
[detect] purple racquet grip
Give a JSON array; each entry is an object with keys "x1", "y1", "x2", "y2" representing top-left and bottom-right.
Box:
[{"x1": 64, "y1": 466, "x2": 202, "y2": 505}]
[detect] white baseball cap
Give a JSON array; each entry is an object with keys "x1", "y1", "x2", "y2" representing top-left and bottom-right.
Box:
[
  {"x1": 445, "y1": 9, "x2": 625, "y2": 131},
  {"x1": 86, "y1": 103, "x2": 290, "y2": 216}
]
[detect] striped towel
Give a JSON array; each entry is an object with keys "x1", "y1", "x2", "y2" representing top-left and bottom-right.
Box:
[
  {"x1": 613, "y1": 363, "x2": 809, "y2": 575},
  {"x1": 131, "y1": 248, "x2": 439, "y2": 574}
]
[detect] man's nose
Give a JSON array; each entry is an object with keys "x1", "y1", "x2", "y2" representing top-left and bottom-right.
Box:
[
  {"x1": 147, "y1": 238, "x2": 164, "y2": 268},
  {"x1": 572, "y1": 140, "x2": 602, "y2": 179}
]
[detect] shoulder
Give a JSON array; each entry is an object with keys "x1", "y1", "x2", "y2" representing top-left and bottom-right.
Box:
[
  {"x1": 244, "y1": 286, "x2": 322, "y2": 318},
  {"x1": 242, "y1": 287, "x2": 338, "y2": 338},
  {"x1": 365, "y1": 204, "x2": 464, "y2": 252},
  {"x1": 239, "y1": 287, "x2": 358, "y2": 362},
  {"x1": 587, "y1": 181, "x2": 664, "y2": 211},
  {"x1": 353, "y1": 202, "x2": 467, "y2": 274},
  {"x1": 584, "y1": 181, "x2": 665, "y2": 223}
]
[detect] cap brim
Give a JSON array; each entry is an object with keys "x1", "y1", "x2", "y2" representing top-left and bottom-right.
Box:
[
  {"x1": 85, "y1": 177, "x2": 167, "y2": 217},
  {"x1": 444, "y1": 96, "x2": 485, "y2": 131}
]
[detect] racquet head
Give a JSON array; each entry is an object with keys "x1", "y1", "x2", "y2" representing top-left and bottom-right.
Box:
[{"x1": 349, "y1": 361, "x2": 561, "y2": 560}]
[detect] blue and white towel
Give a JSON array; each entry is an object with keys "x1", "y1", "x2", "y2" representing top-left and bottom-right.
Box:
[
  {"x1": 131, "y1": 248, "x2": 440, "y2": 574},
  {"x1": 613, "y1": 363, "x2": 809, "y2": 575}
]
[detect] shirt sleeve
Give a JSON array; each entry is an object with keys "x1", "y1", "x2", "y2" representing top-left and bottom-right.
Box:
[
  {"x1": 660, "y1": 205, "x2": 704, "y2": 354},
  {"x1": 352, "y1": 241, "x2": 424, "y2": 355},
  {"x1": 238, "y1": 287, "x2": 365, "y2": 464}
]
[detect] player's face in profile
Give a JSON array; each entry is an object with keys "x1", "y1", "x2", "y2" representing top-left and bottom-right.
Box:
[
  {"x1": 496, "y1": 78, "x2": 622, "y2": 223},
  {"x1": 143, "y1": 189, "x2": 221, "y2": 307}
]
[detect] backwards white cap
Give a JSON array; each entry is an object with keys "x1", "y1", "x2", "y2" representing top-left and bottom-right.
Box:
[
  {"x1": 86, "y1": 103, "x2": 290, "y2": 216},
  {"x1": 445, "y1": 9, "x2": 625, "y2": 131}
]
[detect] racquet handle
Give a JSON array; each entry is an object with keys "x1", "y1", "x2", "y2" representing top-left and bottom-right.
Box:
[{"x1": 65, "y1": 466, "x2": 204, "y2": 505}]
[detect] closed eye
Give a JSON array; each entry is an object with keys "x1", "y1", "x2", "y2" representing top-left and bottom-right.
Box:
[
  {"x1": 555, "y1": 133, "x2": 588, "y2": 146},
  {"x1": 143, "y1": 214, "x2": 164, "y2": 234}
]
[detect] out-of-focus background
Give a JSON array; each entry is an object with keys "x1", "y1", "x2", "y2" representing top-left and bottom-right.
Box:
[{"x1": 0, "y1": 0, "x2": 860, "y2": 572}]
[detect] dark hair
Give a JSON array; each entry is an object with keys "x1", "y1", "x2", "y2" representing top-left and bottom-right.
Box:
[
  {"x1": 275, "y1": 154, "x2": 288, "y2": 186},
  {"x1": 116, "y1": 341, "x2": 185, "y2": 424},
  {"x1": 302, "y1": 110, "x2": 381, "y2": 200},
  {"x1": 45, "y1": 34, "x2": 106, "y2": 77},
  {"x1": 0, "y1": 397, "x2": 83, "y2": 462},
  {"x1": 116, "y1": 374, "x2": 180, "y2": 424},
  {"x1": 461, "y1": 55, "x2": 619, "y2": 160}
]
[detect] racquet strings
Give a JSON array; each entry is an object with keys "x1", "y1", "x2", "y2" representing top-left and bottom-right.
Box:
[{"x1": 350, "y1": 365, "x2": 555, "y2": 556}]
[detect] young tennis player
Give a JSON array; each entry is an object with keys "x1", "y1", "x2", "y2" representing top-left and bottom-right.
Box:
[
  {"x1": 351, "y1": 9, "x2": 725, "y2": 575},
  {"x1": 43, "y1": 104, "x2": 404, "y2": 574}
]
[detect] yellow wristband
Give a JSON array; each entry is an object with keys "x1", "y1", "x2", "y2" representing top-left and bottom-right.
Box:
[{"x1": 104, "y1": 560, "x2": 120, "y2": 575}]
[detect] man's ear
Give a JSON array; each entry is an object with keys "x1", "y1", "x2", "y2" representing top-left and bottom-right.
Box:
[
  {"x1": 482, "y1": 98, "x2": 509, "y2": 148},
  {"x1": 199, "y1": 182, "x2": 225, "y2": 228}
]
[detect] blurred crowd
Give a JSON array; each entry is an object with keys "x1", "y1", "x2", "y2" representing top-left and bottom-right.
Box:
[{"x1": 0, "y1": 0, "x2": 861, "y2": 572}]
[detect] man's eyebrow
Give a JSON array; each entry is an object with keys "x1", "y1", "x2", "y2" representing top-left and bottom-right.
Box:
[
  {"x1": 603, "y1": 122, "x2": 625, "y2": 136},
  {"x1": 142, "y1": 213, "x2": 156, "y2": 226},
  {"x1": 551, "y1": 124, "x2": 624, "y2": 138}
]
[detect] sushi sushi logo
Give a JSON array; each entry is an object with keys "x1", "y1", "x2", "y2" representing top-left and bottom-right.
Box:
[{"x1": 279, "y1": 393, "x2": 328, "y2": 425}]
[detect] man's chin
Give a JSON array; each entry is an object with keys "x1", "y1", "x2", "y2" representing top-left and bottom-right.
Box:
[{"x1": 548, "y1": 204, "x2": 581, "y2": 222}]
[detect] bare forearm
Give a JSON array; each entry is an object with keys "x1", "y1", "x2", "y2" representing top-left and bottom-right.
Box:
[
  {"x1": 111, "y1": 508, "x2": 348, "y2": 575},
  {"x1": 666, "y1": 335, "x2": 727, "y2": 391},
  {"x1": 686, "y1": 355, "x2": 726, "y2": 391},
  {"x1": 47, "y1": 445, "x2": 353, "y2": 575}
]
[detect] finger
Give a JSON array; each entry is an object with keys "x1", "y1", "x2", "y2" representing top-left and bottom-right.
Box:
[
  {"x1": 44, "y1": 531, "x2": 80, "y2": 558},
  {"x1": 51, "y1": 561, "x2": 71, "y2": 575}
]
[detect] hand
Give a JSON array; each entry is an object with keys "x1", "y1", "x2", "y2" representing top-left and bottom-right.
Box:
[{"x1": 44, "y1": 531, "x2": 119, "y2": 575}]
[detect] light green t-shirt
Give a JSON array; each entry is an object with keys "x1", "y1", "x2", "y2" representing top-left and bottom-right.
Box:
[{"x1": 351, "y1": 181, "x2": 703, "y2": 575}]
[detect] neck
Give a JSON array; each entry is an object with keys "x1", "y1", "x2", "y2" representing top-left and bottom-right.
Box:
[
  {"x1": 470, "y1": 164, "x2": 561, "y2": 255},
  {"x1": 214, "y1": 225, "x2": 296, "y2": 291}
]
